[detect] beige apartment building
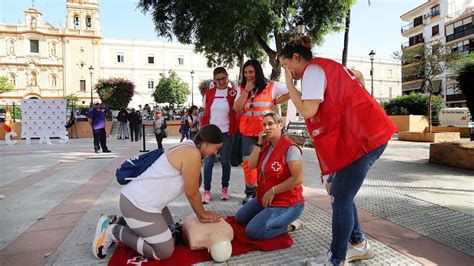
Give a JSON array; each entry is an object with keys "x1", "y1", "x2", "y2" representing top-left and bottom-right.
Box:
[
  {"x1": 400, "y1": 0, "x2": 473, "y2": 107},
  {"x1": 1, "y1": 0, "x2": 401, "y2": 108}
]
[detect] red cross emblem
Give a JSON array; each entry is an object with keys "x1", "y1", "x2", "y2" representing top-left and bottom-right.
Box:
[
  {"x1": 271, "y1": 161, "x2": 282, "y2": 172},
  {"x1": 127, "y1": 255, "x2": 148, "y2": 265},
  {"x1": 229, "y1": 89, "x2": 236, "y2": 97}
]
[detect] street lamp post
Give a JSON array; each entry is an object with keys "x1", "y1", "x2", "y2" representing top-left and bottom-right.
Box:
[
  {"x1": 89, "y1": 65, "x2": 94, "y2": 108},
  {"x1": 369, "y1": 50, "x2": 375, "y2": 97},
  {"x1": 190, "y1": 70, "x2": 195, "y2": 106}
]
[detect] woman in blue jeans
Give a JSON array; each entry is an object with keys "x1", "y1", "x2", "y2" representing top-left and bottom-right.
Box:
[
  {"x1": 280, "y1": 36, "x2": 397, "y2": 265},
  {"x1": 200, "y1": 67, "x2": 239, "y2": 203},
  {"x1": 235, "y1": 113, "x2": 304, "y2": 240}
]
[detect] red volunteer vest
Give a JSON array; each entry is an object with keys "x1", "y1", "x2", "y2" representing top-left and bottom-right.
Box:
[
  {"x1": 304, "y1": 58, "x2": 397, "y2": 175},
  {"x1": 239, "y1": 82, "x2": 274, "y2": 137},
  {"x1": 201, "y1": 87, "x2": 239, "y2": 135},
  {"x1": 256, "y1": 136, "x2": 304, "y2": 207}
]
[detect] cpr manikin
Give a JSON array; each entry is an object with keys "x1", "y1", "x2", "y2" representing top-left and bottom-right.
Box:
[{"x1": 182, "y1": 214, "x2": 233, "y2": 262}]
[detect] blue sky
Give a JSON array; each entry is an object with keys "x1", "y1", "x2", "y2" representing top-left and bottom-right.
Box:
[{"x1": 1, "y1": 0, "x2": 425, "y2": 59}]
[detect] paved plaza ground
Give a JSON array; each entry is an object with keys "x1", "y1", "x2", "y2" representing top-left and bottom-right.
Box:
[{"x1": 0, "y1": 131, "x2": 473, "y2": 265}]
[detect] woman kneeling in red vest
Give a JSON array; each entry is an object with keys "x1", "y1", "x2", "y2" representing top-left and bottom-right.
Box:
[{"x1": 235, "y1": 112, "x2": 304, "y2": 240}]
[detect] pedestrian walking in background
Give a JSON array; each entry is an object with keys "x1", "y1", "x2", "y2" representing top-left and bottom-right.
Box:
[
  {"x1": 179, "y1": 110, "x2": 190, "y2": 142},
  {"x1": 117, "y1": 107, "x2": 129, "y2": 140},
  {"x1": 127, "y1": 108, "x2": 140, "y2": 142},
  {"x1": 279, "y1": 35, "x2": 396, "y2": 265},
  {"x1": 187, "y1": 105, "x2": 199, "y2": 140},
  {"x1": 88, "y1": 101, "x2": 111, "y2": 153},
  {"x1": 233, "y1": 59, "x2": 291, "y2": 204},
  {"x1": 137, "y1": 110, "x2": 143, "y2": 140},
  {"x1": 200, "y1": 67, "x2": 239, "y2": 203},
  {"x1": 153, "y1": 110, "x2": 167, "y2": 150}
]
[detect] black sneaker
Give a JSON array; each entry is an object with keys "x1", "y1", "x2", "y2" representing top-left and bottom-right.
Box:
[{"x1": 103, "y1": 150, "x2": 112, "y2": 153}]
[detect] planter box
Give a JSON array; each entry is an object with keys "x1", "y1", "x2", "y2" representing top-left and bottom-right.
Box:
[
  {"x1": 398, "y1": 131, "x2": 461, "y2": 143},
  {"x1": 389, "y1": 115, "x2": 429, "y2": 132},
  {"x1": 432, "y1": 126, "x2": 471, "y2": 138},
  {"x1": 429, "y1": 142, "x2": 474, "y2": 170},
  {"x1": 1, "y1": 121, "x2": 114, "y2": 140}
]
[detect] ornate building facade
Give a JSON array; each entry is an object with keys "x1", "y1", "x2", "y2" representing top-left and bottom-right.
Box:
[{"x1": 0, "y1": 0, "x2": 101, "y2": 105}]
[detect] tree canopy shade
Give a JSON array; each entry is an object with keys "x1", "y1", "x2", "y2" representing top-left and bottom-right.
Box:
[
  {"x1": 153, "y1": 70, "x2": 190, "y2": 106},
  {"x1": 137, "y1": 0, "x2": 355, "y2": 80}
]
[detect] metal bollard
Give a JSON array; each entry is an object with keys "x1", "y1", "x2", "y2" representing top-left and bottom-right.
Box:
[{"x1": 140, "y1": 124, "x2": 149, "y2": 152}]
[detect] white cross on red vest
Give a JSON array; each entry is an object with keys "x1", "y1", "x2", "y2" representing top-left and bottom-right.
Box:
[
  {"x1": 127, "y1": 256, "x2": 148, "y2": 265},
  {"x1": 271, "y1": 161, "x2": 282, "y2": 172}
]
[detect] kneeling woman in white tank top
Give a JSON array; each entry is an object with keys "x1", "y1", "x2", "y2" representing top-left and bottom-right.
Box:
[{"x1": 92, "y1": 125, "x2": 224, "y2": 260}]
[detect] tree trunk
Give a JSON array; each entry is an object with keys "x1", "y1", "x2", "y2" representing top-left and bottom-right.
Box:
[
  {"x1": 237, "y1": 53, "x2": 245, "y2": 84},
  {"x1": 269, "y1": 54, "x2": 282, "y2": 80},
  {"x1": 342, "y1": 9, "x2": 351, "y2": 66},
  {"x1": 428, "y1": 80, "x2": 433, "y2": 133}
]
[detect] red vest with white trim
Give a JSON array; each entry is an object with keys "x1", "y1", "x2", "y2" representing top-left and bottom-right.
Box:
[
  {"x1": 256, "y1": 136, "x2": 304, "y2": 207},
  {"x1": 239, "y1": 81, "x2": 274, "y2": 137},
  {"x1": 304, "y1": 57, "x2": 397, "y2": 175},
  {"x1": 200, "y1": 87, "x2": 239, "y2": 135}
]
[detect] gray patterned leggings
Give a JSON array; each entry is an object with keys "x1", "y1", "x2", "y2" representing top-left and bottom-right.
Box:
[{"x1": 112, "y1": 194, "x2": 175, "y2": 260}]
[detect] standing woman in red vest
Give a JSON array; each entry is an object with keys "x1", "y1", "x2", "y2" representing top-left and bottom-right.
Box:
[
  {"x1": 200, "y1": 67, "x2": 239, "y2": 203},
  {"x1": 279, "y1": 36, "x2": 397, "y2": 265},
  {"x1": 234, "y1": 59, "x2": 291, "y2": 205}
]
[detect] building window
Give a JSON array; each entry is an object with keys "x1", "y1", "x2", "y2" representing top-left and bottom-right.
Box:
[
  {"x1": 387, "y1": 69, "x2": 393, "y2": 78},
  {"x1": 86, "y1": 16, "x2": 92, "y2": 28},
  {"x1": 30, "y1": 39, "x2": 39, "y2": 53},
  {"x1": 51, "y1": 75, "x2": 57, "y2": 88},
  {"x1": 148, "y1": 79, "x2": 154, "y2": 89},
  {"x1": 177, "y1": 56, "x2": 184, "y2": 65},
  {"x1": 389, "y1": 87, "x2": 393, "y2": 98},
  {"x1": 117, "y1": 53, "x2": 124, "y2": 63},
  {"x1": 431, "y1": 5, "x2": 440, "y2": 17},
  {"x1": 148, "y1": 55, "x2": 154, "y2": 64},
  {"x1": 74, "y1": 15, "x2": 80, "y2": 29},
  {"x1": 80, "y1": 80, "x2": 86, "y2": 92},
  {"x1": 413, "y1": 16, "x2": 423, "y2": 27},
  {"x1": 432, "y1": 25, "x2": 439, "y2": 36}
]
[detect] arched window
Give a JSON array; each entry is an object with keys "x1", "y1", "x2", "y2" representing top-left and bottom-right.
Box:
[
  {"x1": 86, "y1": 16, "x2": 92, "y2": 28},
  {"x1": 9, "y1": 73, "x2": 16, "y2": 87},
  {"x1": 73, "y1": 15, "x2": 80, "y2": 29},
  {"x1": 51, "y1": 74, "x2": 57, "y2": 88}
]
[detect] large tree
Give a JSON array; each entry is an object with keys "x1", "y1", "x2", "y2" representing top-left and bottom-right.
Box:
[
  {"x1": 95, "y1": 78, "x2": 135, "y2": 110},
  {"x1": 153, "y1": 70, "x2": 190, "y2": 106},
  {"x1": 394, "y1": 44, "x2": 459, "y2": 132},
  {"x1": 138, "y1": 0, "x2": 355, "y2": 80}
]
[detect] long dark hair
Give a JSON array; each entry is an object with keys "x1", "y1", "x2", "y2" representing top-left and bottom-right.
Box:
[
  {"x1": 194, "y1": 124, "x2": 223, "y2": 145},
  {"x1": 241, "y1": 59, "x2": 267, "y2": 96}
]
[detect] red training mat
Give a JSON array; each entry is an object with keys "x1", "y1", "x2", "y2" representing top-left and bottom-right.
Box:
[{"x1": 108, "y1": 216, "x2": 293, "y2": 266}]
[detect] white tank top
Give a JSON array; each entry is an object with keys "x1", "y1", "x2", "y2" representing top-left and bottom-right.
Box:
[{"x1": 121, "y1": 140, "x2": 195, "y2": 213}]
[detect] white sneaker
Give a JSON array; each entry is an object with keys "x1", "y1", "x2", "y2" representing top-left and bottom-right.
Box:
[
  {"x1": 346, "y1": 240, "x2": 375, "y2": 262},
  {"x1": 290, "y1": 219, "x2": 304, "y2": 231}
]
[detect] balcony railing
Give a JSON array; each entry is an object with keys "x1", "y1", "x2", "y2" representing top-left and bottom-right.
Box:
[
  {"x1": 401, "y1": 38, "x2": 425, "y2": 50},
  {"x1": 401, "y1": 21, "x2": 424, "y2": 33},
  {"x1": 445, "y1": 7, "x2": 474, "y2": 24},
  {"x1": 446, "y1": 26, "x2": 474, "y2": 42}
]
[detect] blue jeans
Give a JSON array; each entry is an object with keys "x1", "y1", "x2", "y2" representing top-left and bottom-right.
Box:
[
  {"x1": 328, "y1": 142, "x2": 387, "y2": 265},
  {"x1": 203, "y1": 133, "x2": 233, "y2": 190},
  {"x1": 235, "y1": 198, "x2": 304, "y2": 240}
]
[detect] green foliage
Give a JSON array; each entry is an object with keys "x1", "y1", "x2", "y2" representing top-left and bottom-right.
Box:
[
  {"x1": 153, "y1": 71, "x2": 190, "y2": 106},
  {"x1": 137, "y1": 0, "x2": 355, "y2": 79},
  {"x1": 1, "y1": 104, "x2": 22, "y2": 120},
  {"x1": 280, "y1": 101, "x2": 288, "y2": 116},
  {"x1": 63, "y1": 93, "x2": 79, "y2": 110},
  {"x1": 0, "y1": 76, "x2": 14, "y2": 93},
  {"x1": 95, "y1": 78, "x2": 135, "y2": 110},
  {"x1": 383, "y1": 93, "x2": 443, "y2": 117},
  {"x1": 455, "y1": 60, "x2": 474, "y2": 121},
  {"x1": 198, "y1": 79, "x2": 213, "y2": 97}
]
